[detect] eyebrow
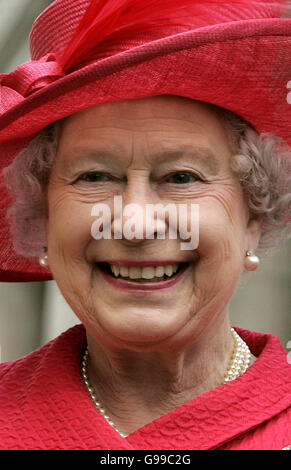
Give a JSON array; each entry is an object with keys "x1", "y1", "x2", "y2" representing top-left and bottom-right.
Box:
[
  {"x1": 151, "y1": 145, "x2": 220, "y2": 174},
  {"x1": 62, "y1": 144, "x2": 220, "y2": 174}
]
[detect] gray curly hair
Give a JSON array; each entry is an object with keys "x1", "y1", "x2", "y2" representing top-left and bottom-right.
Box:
[{"x1": 2, "y1": 101, "x2": 291, "y2": 263}]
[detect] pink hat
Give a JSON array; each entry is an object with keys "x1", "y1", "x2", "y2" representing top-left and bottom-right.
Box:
[{"x1": 0, "y1": 0, "x2": 290, "y2": 282}]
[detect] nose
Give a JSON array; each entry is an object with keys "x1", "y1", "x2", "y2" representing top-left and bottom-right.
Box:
[{"x1": 111, "y1": 178, "x2": 169, "y2": 244}]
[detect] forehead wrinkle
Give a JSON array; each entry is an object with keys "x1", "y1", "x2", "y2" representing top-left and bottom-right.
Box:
[
  {"x1": 57, "y1": 147, "x2": 121, "y2": 172},
  {"x1": 57, "y1": 142, "x2": 221, "y2": 175}
]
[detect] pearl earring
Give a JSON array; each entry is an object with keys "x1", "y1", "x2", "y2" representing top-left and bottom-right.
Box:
[
  {"x1": 244, "y1": 250, "x2": 260, "y2": 271},
  {"x1": 39, "y1": 246, "x2": 49, "y2": 267}
]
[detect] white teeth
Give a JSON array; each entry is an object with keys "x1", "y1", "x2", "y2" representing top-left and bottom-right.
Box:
[
  {"x1": 155, "y1": 266, "x2": 165, "y2": 277},
  {"x1": 112, "y1": 265, "x2": 119, "y2": 277},
  {"x1": 173, "y1": 264, "x2": 179, "y2": 273},
  {"x1": 109, "y1": 263, "x2": 180, "y2": 279},
  {"x1": 164, "y1": 265, "x2": 173, "y2": 277},
  {"x1": 120, "y1": 266, "x2": 129, "y2": 277},
  {"x1": 141, "y1": 267, "x2": 156, "y2": 279},
  {"x1": 128, "y1": 267, "x2": 142, "y2": 279}
]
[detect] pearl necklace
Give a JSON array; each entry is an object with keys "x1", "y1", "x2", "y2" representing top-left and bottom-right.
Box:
[
  {"x1": 81, "y1": 328, "x2": 251, "y2": 438},
  {"x1": 81, "y1": 348, "x2": 128, "y2": 438},
  {"x1": 224, "y1": 328, "x2": 251, "y2": 382}
]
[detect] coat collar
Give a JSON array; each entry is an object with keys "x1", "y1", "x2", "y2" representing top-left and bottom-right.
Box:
[
  {"x1": 126, "y1": 327, "x2": 291, "y2": 449},
  {"x1": 2, "y1": 324, "x2": 290, "y2": 450},
  {"x1": 65, "y1": 325, "x2": 291, "y2": 449}
]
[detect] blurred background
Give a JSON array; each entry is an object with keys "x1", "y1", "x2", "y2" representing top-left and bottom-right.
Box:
[{"x1": 0, "y1": 0, "x2": 290, "y2": 362}]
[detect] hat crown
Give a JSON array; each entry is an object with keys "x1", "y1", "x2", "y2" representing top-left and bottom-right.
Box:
[
  {"x1": 30, "y1": 0, "x2": 89, "y2": 60},
  {"x1": 29, "y1": 0, "x2": 281, "y2": 63}
]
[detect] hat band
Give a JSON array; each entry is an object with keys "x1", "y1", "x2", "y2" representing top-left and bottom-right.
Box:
[{"x1": 0, "y1": 53, "x2": 64, "y2": 102}]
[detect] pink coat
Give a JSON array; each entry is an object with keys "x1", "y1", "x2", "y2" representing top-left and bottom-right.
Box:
[{"x1": 0, "y1": 324, "x2": 290, "y2": 450}]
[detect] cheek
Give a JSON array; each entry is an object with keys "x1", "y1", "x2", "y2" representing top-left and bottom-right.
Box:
[
  {"x1": 194, "y1": 184, "x2": 248, "y2": 260},
  {"x1": 46, "y1": 189, "x2": 94, "y2": 261}
]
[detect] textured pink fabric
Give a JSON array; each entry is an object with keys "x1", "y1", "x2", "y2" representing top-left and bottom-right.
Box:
[
  {"x1": 0, "y1": 324, "x2": 290, "y2": 450},
  {"x1": 0, "y1": 54, "x2": 64, "y2": 106},
  {"x1": 29, "y1": 0, "x2": 282, "y2": 61}
]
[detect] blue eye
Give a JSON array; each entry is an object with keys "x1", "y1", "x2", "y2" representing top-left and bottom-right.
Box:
[{"x1": 167, "y1": 172, "x2": 201, "y2": 184}]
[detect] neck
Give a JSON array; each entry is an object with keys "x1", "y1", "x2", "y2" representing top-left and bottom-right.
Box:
[{"x1": 85, "y1": 317, "x2": 237, "y2": 435}]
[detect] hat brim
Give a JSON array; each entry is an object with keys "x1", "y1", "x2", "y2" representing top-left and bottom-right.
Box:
[{"x1": 0, "y1": 18, "x2": 291, "y2": 281}]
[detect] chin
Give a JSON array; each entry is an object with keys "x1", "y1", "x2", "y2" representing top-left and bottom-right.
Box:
[{"x1": 93, "y1": 306, "x2": 189, "y2": 348}]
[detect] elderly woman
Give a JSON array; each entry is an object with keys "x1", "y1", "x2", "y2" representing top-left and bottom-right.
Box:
[{"x1": 0, "y1": 0, "x2": 290, "y2": 451}]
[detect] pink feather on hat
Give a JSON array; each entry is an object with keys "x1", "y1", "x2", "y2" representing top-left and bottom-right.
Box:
[{"x1": 60, "y1": 0, "x2": 289, "y2": 72}]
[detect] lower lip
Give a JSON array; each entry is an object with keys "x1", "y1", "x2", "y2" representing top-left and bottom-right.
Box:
[{"x1": 97, "y1": 263, "x2": 189, "y2": 293}]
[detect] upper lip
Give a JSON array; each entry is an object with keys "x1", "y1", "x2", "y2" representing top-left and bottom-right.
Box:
[{"x1": 100, "y1": 260, "x2": 191, "y2": 267}]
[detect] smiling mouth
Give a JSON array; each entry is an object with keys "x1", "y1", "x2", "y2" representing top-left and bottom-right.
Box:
[{"x1": 97, "y1": 262, "x2": 189, "y2": 283}]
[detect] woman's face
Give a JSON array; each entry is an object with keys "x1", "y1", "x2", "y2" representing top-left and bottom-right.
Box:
[{"x1": 47, "y1": 95, "x2": 261, "y2": 351}]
